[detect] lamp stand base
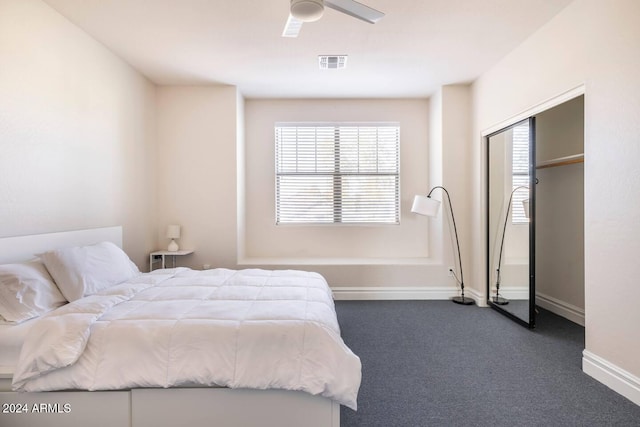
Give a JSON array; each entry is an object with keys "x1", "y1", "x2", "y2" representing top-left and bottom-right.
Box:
[
  {"x1": 451, "y1": 296, "x2": 475, "y2": 305},
  {"x1": 492, "y1": 296, "x2": 509, "y2": 305}
]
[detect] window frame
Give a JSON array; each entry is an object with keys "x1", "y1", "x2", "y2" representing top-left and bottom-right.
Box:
[{"x1": 275, "y1": 122, "x2": 401, "y2": 226}]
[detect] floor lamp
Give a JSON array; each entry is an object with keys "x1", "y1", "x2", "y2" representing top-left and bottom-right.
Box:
[
  {"x1": 412, "y1": 186, "x2": 474, "y2": 305},
  {"x1": 493, "y1": 186, "x2": 529, "y2": 305}
]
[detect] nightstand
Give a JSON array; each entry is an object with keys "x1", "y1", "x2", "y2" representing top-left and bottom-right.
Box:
[{"x1": 149, "y1": 249, "x2": 194, "y2": 271}]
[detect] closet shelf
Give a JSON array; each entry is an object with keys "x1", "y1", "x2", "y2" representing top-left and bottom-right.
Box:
[{"x1": 536, "y1": 153, "x2": 584, "y2": 169}]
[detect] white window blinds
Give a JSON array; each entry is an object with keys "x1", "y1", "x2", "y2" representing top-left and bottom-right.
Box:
[
  {"x1": 511, "y1": 122, "x2": 530, "y2": 224},
  {"x1": 275, "y1": 123, "x2": 400, "y2": 224}
]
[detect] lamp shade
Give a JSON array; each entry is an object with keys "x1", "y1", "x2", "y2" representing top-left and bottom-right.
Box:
[
  {"x1": 166, "y1": 225, "x2": 181, "y2": 239},
  {"x1": 291, "y1": 0, "x2": 324, "y2": 22},
  {"x1": 411, "y1": 195, "x2": 441, "y2": 217},
  {"x1": 522, "y1": 199, "x2": 530, "y2": 219}
]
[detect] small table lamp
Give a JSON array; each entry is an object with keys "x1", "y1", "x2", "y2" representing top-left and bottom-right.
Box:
[{"x1": 166, "y1": 225, "x2": 181, "y2": 252}]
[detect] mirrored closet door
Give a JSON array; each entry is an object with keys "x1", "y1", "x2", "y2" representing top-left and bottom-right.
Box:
[{"x1": 486, "y1": 118, "x2": 536, "y2": 328}]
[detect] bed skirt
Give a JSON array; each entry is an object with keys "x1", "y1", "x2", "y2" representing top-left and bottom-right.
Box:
[{"x1": 0, "y1": 384, "x2": 340, "y2": 427}]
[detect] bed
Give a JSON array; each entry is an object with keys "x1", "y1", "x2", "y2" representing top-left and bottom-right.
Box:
[{"x1": 0, "y1": 226, "x2": 360, "y2": 427}]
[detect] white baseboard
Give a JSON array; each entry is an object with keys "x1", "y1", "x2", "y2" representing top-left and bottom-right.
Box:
[
  {"x1": 332, "y1": 286, "x2": 455, "y2": 301},
  {"x1": 488, "y1": 286, "x2": 529, "y2": 300},
  {"x1": 583, "y1": 350, "x2": 640, "y2": 406},
  {"x1": 331, "y1": 286, "x2": 481, "y2": 305},
  {"x1": 536, "y1": 292, "x2": 585, "y2": 326}
]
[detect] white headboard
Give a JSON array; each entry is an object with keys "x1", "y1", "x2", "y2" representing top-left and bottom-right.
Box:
[{"x1": 0, "y1": 226, "x2": 122, "y2": 264}]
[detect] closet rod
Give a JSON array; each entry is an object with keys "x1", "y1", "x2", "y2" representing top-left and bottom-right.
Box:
[{"x1": 536, "y1": 153, "x2": 584, "y2": 169}]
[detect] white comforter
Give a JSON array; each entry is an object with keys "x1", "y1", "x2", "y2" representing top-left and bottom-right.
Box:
[{"x1": 12, "y1": 268, "x2": 361, "y2": 410}]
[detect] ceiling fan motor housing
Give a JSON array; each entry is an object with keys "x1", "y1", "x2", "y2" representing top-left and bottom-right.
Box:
[{"x1": 291, "y1": 0, "x2": 324, "y2": 22}]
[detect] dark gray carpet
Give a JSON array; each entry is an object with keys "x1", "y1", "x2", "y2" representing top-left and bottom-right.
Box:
[{"x1": 335, "y1": 301, "x2": 640, "y2": 427}]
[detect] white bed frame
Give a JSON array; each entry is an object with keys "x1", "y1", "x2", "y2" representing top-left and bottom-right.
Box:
[{"x1": 0, "y1": 227, "x2": 340, "y2": 427}]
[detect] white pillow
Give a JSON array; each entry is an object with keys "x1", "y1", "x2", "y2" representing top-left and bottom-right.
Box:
[
  {"x1": 40, "y1": 241, "x2": 140, "y2": 302},
  {"x1": 0, "y1": 260, "x2": 67, "y2": 323}
]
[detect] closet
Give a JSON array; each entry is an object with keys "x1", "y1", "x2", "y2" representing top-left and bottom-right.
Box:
[{"x1": 534, "y1": 95, "x2": 585, "y2": 326}]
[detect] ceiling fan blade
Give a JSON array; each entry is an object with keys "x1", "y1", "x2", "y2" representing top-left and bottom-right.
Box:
[
  {"x1": 282, "y1": 15, "x2": 304, "y2": 37},
  {"x1": 325, "y1": 0, "x2": 385, "y2": 24}
]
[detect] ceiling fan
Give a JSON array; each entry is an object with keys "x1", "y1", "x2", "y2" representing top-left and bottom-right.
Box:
[{"x1": 283, "y1": 0, "x2": 385, "y2": 38}]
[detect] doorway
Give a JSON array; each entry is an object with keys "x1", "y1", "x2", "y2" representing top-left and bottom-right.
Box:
[
  {"x1": 534, "y1": 95, "x2": 585, "y2": 326},
  {"x1": 486, "y1": 93, "x2": 585, "y2": 328}
]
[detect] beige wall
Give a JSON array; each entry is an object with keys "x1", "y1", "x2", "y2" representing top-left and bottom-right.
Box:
[
  {"x1": 471, "y1": 0, "x2": 640, "y2": 402},
  {"x1": 243, "y1": 99, "x2": 430, "y2": 262},
  {"x1": 440, "y1": 86, "x2": 473, "y2": 296},
  {"x1": 0, "y1": 0, "x2": 157, "y2": 269},
  {"x1": 156, "y1": 86, "x2": 240, "y2": 271}
]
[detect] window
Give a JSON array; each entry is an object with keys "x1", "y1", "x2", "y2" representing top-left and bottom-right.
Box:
[
  {"x1": 275, "y1": 123, "x2": 400, "y2": 225},
  {"x1": 511, "y1": 122, "x2": 530, "y2": 224}
]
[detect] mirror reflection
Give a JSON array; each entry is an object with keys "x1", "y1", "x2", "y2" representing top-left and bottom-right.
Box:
[{"x1": 487, "y1": 119, "x2": 534, "y2": 326}]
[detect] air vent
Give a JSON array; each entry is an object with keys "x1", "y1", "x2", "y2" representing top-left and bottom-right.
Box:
[{"x1": 318, "y1": 55, "x2": 348, "y2": 69}]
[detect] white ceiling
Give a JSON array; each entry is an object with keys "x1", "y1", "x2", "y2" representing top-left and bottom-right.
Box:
[{"x1": 42, "y1": 0, "x2": 573, "y2": 99}]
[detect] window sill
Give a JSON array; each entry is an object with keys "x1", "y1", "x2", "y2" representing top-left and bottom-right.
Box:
[{"x1": 236, "y1": 256, "x2": 438, "y2": 266}]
